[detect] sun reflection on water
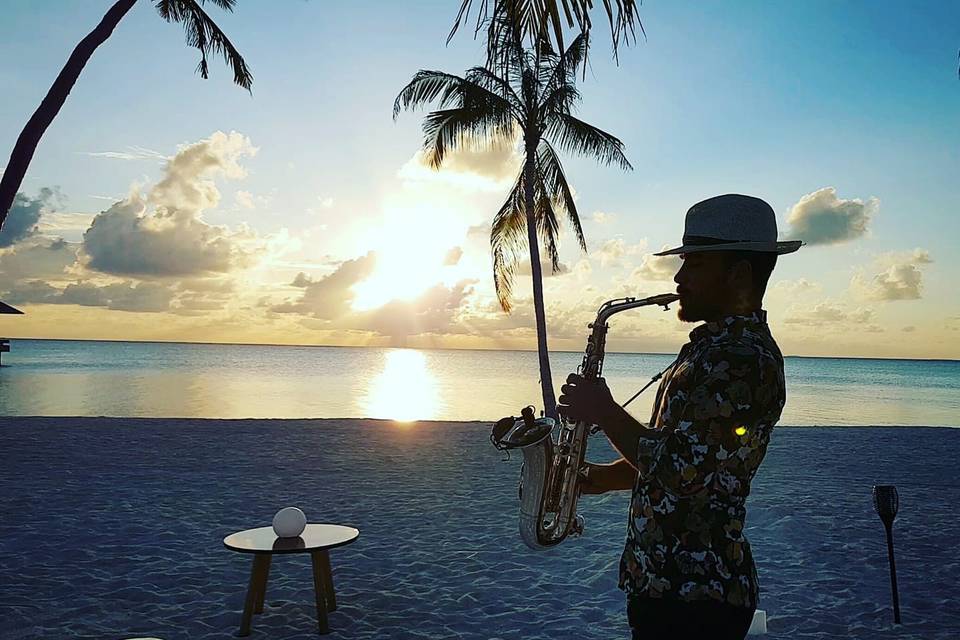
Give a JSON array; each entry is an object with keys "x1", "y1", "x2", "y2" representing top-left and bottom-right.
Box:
[{"x1": 363, "y1": 349, "x2": 439, "y2": 422}]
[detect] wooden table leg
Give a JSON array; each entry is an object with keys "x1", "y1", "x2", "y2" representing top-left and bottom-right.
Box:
[
  {"x1": 311, "y1": 551, "x2": 331, "y2": 634},
  {"x1": 317, "y1": 549, "x2": 337, "y2": 612},
  {"x1": 255, "y1": 554, "x2": 271, "y2": 614},
  {"x1": 238, "y1": 554, "x2": 271, "y2": 637}
]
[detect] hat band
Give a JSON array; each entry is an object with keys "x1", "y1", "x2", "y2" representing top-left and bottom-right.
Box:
[{"x1": 681, "y1": 235, "x2": 740, "y2": 246}]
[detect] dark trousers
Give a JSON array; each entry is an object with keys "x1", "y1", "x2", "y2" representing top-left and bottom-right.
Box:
[{"x1": 628, "y1": 596, "x2": 755, "y2": 640}]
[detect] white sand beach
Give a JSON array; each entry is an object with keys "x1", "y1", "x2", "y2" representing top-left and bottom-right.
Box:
[{"x1": 1, "y1": 418, "x2": 957, "y2": 639}]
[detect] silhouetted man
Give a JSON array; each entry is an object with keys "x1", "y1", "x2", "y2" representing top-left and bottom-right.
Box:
[{"x1": 559, "y1": 194, "x2": 801, "y2": 640}]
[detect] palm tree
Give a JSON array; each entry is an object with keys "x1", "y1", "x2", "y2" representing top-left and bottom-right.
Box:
[
  {"x1": 0, "y1": 0, "x2": 252, "y2": 230},
  {"x1": 448, "y1": 0, "x2": 644, "y2": 65},
  {"x1": 394, "y1": 22, "x2": 631, "y2": 419}
]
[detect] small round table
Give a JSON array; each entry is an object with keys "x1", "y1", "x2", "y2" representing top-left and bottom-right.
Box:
[{"x1": 223, "y1": 524, "x2": 360, "y2": 636}]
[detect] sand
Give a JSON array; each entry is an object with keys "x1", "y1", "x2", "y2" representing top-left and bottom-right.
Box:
[{"x1": 1, "y1": 417, "x2": 957, "y2": 639}]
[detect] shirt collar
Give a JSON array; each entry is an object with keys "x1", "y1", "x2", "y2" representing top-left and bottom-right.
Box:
[{"x1": 689, "y1": 309, "x2": 767, "y2": 343}]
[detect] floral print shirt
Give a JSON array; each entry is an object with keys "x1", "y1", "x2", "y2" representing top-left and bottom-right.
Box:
[{"x1": 618, "y1": 310, "x2": 786, "y2": 609}]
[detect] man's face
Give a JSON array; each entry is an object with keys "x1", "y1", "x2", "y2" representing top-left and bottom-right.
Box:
[{"x1": 673, "y1": 251, "x2": 734, "y2": 322}]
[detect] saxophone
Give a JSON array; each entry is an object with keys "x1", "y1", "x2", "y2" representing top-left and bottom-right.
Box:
[{"x1": 491, "y1": 293, "x2": 679, "y2": 550}]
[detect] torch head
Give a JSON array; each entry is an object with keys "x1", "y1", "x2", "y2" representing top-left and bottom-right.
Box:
[{"x1": 872, "y1": 485, "x2": 899, "y2": 525}]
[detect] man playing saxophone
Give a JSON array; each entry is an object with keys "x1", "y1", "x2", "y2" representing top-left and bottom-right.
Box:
[{"x1": 558, "y1": 194, "x2": 801, "y2": 640}]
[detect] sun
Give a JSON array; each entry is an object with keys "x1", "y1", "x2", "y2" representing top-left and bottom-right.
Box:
[
  {"x1": 351, "y1": 247, "x2": 442, "y2": 311},
  {"x1": 349, "y1": 202, "x2": 469, "y2": 312}
]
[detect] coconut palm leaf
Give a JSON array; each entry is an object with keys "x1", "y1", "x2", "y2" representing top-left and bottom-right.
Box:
[
  {"x1": 491, "y1": 174, "x2": 528, "y2": 312},
  {"x1": 155, "y1": 0, "x2": 252, "y2": 90},
  {"x1": 539, "y1": 30, "x2": 589, "y2": 99},
  {"x1": 420, "y1": 105, "x2": 514, "y2": 168},
  {"x1": 393, "y1": 71, "x2": 472, "y2": 118},
  {"x1": 535, "y1": 185, "x2": 562, "y2": 274},
  {"x1": 449, "y1": 0, "x2": 644, "y2": 63},
  {"x1": 537, "y1": 140, "x2": 585, "y2": 252},
  {"x1": 546, "y1": 112, "x2": 632, "y2": 170},
  {"x1": 464, "y1": 66, "x2": 524, "y2": 117}
]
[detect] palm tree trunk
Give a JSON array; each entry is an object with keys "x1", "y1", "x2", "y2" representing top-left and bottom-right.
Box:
[
  {"x1": 523, "y1": 139, "x2": 558, "y2": 420},
  {"x1": 0, "y1": 0, "x2": 137, "y2": 227}
]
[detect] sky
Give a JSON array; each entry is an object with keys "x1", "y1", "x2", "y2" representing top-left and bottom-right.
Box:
[{"x1": 1, "y1": 0, "x2": 958, "y2": 359}]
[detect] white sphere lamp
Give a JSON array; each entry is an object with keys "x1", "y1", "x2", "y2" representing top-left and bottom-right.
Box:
[{"x1": 272, "y1": 506, "x2": 307, "y2": 538}]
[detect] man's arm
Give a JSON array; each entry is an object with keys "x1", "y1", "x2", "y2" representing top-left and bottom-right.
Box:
[
  {"x1": 599, "y1": 402, "x2": 670, "y2": 475},
  {"x1": 582, "y1": 457, "x2": 636, "y2": 493}
]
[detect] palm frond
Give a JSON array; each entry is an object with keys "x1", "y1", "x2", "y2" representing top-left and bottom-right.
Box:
[
  {"x1": 539, "y1": 83, "x2": 581, "y2": 120},
  {"x1": 535, "y1": 184, "x2": 562, "y2": 274},
  {"x1": 490, "y1": 172, "x2": 528, "y2": 312},
  {"x1": 200, "y1": 0, "x2": 235, "y2": 11},
  {"x1": 537, "y1": 140, "x2": 585, "y2": 252},
  {"x1": 545, "y1": 112, "x2": 632, "y2": 170},
  {"x1": 450, "y1": 0, "x2": 644, "y2": 62},
  {"x1": 464, "y1": 66, "x2": 524, "y2": 117},
  {"x1": 154, "y1": 0, "x2": 252, "y2": 91},
  {"x1": 539, "y1": 30, "x2": 589, "y2": 100},
  {"x1": 393, "y1": 70, "x2": 470, "y2": 119},
  {"x1": 421, "y1": 105, "x2": 514, "y2": 169}
]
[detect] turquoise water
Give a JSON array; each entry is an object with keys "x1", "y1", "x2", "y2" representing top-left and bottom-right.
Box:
[{"x1": 0, "y1": 339, "x2": 957, "y2": 425}]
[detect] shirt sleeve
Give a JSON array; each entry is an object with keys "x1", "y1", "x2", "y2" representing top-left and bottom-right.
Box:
[{"x1": 645, "y1": 341, "x2": 773, "y2": 498}]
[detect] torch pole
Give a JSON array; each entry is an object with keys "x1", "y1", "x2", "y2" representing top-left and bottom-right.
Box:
[{"x1": 883, "y1": 522, "x2": 901, "y2": 624}]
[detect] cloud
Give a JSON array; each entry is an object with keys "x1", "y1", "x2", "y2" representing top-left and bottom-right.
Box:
[
  {"x1": 4, "y1": 279, "x2": 176, "y2": 313},
  {"x1": 81, "y1": 194, "x2": 256, "y2": 277},
  {"x1": 291, "y1": 272, "x2": 313, "y2": 288},
  {"x1": 150, "y1": 131, "x2": 256, "y2": 213},
  {"x1": 591, "y1": 211, "x2": 616, "y2": 224},
  {"x1": 595, "y1": 238, "x2": 646, "y2": 268},
  {"x1": 771, "y1": 278, "x2": 823, "y2": 296},
  {"x1": 398, "y1": 139, "x2": 522, "y2": 191},
  {"x1": 784, "y1": 187, "x2": 878, "y2": 245},
  {"x1": 852, "y1": 249, "x2": 932, "y2": 301},
  {"x1": 271, "y1": 252, "x2": 377, "y2": 319},
  {"x1": 631, "y1": 248, "x2": 681, "y2": 282},
  {"x1": 785, "y1": 301, "x2": 877, "y2": 328},
  {"x1": 0, "y1": 188, "x2": 61, "y2": 247},
  {"x1": 443, "y1": 246, "x2": 463, "y2": 266},
  {"x1": 235, "y1": 190, "x2": 255, "y2": 209},
  {"x1": 80, "y1": 132, "x2": 263, "y2": 277},
  {"x1": 0, "y1": 238, "x2": 79, "y2": 281},
  {"x1": 353, "y1": 280, "x2": 478, "y2": 339},
  {"x1": 78, "y1": 146, "x2": 167, "y2": 162},
  {"x1": 516, "y1": 255, "x2": 569, "y2": 276}
]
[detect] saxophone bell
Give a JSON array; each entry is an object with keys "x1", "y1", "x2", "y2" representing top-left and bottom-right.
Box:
[{"x1": 491, "y1": 407, "x2": 555, "y2": 451}]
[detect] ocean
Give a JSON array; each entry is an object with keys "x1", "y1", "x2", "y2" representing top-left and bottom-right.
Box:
[{"x1": 0, "y1": 339, "x2": 957, "y2": 426}]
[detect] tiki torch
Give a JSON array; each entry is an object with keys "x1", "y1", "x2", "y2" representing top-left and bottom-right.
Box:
[{"x1": 872, "y1": 484, "x2": 901, "y2": 624}]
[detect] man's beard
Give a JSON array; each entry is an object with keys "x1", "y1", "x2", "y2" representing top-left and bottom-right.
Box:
[{"x1": 677, "y1": 295, "x2": 723, "y2": 323}]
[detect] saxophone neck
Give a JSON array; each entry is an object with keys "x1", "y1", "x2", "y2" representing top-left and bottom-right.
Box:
[{"x1": 595, "y1": 293, "x2": 680, "y2": 324}]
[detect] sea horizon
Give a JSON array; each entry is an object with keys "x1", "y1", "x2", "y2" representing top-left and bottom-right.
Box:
[
  {"x1": 4, "y1": 335, "x2": 958, "y2": 364},
  {"x1": 2, "y1": 338, "x2": 958, "y2": 426}
]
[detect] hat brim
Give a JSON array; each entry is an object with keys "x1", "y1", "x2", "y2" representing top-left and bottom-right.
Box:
[{"x1": 653, "y1": 240, "x2": 803, "y2": 257}]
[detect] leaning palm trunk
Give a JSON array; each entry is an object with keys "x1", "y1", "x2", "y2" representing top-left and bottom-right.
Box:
[
  {"x1": 0, "y1": 0, "x2": 251, "y2": 229},
  {"x1": 524, "y1": 138, "x2": 558, "y2": 419},
  {"x1": 0, "y1": 0, "x2": 137, "y2": 225}
]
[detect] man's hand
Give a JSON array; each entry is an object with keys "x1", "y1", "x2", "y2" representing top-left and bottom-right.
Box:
[{"x1": 558, "y1": 373, "x2": 618, "y2": 425}]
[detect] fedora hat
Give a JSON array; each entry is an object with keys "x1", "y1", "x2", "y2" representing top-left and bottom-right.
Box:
[{"x1": 654, "y1": 194, "x2": 803, "y2": 256}]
